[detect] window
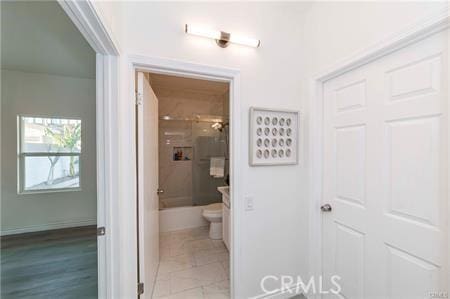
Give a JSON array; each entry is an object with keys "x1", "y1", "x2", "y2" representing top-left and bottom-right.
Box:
[{"x1": 18, "y1": 116, "x2": 82, "y2": 193}]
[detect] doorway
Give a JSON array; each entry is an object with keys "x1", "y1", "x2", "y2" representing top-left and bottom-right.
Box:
[
  {"x1": 1, "y1": 1, "x2": 98, "y2": 297},
  {"x1": 135, "y1": 68, "x2": 235, "y2": 298},
  {"x1": 1, "y1": 0, "x2": 119, "y2": 297},
  {"x1": 319, "y1": 29, "x2": 449, "y2": 298}
]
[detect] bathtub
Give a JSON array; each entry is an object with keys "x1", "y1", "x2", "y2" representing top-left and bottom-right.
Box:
[
  {"x1": 159, "y1": 196, "x2": 192, "y2": 209},
  {"x1": 159, "y1": 205, "x2": 208, "y2": 233}
]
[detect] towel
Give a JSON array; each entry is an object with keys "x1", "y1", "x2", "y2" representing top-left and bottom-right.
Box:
[{"x1": 210, "y1": 157, "x2": 225, "y2": 178}]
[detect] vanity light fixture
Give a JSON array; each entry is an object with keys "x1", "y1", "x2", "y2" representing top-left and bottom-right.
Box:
[{"x1": 185, "y1": 24, "x2": 260, "y2": 48}]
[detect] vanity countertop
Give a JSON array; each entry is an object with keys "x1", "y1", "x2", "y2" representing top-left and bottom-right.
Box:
[
  {"x1": 217, "y1": 186, "x2": 230, "y2": 208},
  {"x1": 217, "y1": 186, "x2": 229, "y2": 196}
]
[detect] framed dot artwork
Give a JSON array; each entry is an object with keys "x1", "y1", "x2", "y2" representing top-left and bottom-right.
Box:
[{"x1": 249, "y1": 107, "x2": 300, "y2": 166}]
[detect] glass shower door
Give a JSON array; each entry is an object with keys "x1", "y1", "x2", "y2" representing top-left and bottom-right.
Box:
[{"x1": 191, "y1": 121, "x2": 227, "y2": 206}]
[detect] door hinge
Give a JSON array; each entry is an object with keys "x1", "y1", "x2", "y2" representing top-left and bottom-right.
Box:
[
  {"x1": 97, "y1": 227, "x2": 106, "y2": 236},
  {"x1": 136, "y1": 92, "x2": 143, "y2": 106},
  {"x1": 137, "y1": 282, "x2": 144, "y2": 295}
]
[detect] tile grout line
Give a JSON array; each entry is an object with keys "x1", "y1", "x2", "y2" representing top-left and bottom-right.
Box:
[{"x1": 154, "y1": 227, "x2": 229, "y2": 298}]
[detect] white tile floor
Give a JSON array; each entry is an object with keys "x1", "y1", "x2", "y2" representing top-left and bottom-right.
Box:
[{"x1": 153, "y1": 226, "x2": 230, "y2": 299}]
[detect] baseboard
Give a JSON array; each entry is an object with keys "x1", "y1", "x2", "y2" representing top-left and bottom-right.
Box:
[{"x1": 1, "y1": 219, "x2": 97, "y2": 236}]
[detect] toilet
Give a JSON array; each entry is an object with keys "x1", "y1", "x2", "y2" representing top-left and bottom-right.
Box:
[{"x1": 202, "y1": 203, "x2": 223, "y2": 239}]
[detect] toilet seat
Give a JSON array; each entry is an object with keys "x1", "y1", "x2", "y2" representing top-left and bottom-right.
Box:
[{"x1": 203, "y1": 203, "x2": 223, "y2": 216}]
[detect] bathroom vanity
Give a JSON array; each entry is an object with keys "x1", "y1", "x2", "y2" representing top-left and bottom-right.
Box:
[{"x1": 217, "y1": 186, "x2": 230, "y2": 251}]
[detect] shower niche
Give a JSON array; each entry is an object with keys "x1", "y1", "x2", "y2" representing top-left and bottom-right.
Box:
[{"x1": 173, "y1": 146, "x2": 193, "y2": 161}]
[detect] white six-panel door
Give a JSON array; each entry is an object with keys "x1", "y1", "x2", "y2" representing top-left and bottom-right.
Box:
[
  {"x1": 322, "y1": 30, "x2": 448, "y2": 299},
  {"x1": 137, "y1": 72, "x2": 160, "y2": 298}
]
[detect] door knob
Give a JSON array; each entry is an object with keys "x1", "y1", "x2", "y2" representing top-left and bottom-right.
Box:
[
  {"x1": 320, "y1": 204, "x2": 332, "y2": 212},
  {"x1": 157, "y1": 188, "x2": 164, "y2": 195}
]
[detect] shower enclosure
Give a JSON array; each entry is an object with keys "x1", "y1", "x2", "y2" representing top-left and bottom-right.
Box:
[{"x1": 158, "y1": 115, "x2": 229, "y2": 209}]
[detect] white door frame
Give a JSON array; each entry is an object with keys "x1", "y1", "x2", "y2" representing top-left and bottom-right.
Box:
[
  {"x1": 308, "y1": 8, "x2": 450, "y2": 299},
  {"x1": 57, "y1": 1, "x2": 121, "y2": 298},
  {"x1": 128, "y1": 55, "x2": 242, "y2": 298}
]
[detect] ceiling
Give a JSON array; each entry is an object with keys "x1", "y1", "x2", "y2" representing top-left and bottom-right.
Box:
[
  {"x1": 148, "y1": 73, "x2": 229, "y2": 100},
  {"x1": 1, "y1": 1, "x2": 95, "y2": 79}
]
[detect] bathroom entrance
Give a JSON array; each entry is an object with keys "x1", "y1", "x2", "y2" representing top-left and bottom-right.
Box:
[{"x1": 136, "y1": 71, "x2": 231, "y2": 298}]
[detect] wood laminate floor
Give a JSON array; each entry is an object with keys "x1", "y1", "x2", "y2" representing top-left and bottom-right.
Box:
[{"x1": 1, "y1": 226, "x2": 97, "y2": 299}]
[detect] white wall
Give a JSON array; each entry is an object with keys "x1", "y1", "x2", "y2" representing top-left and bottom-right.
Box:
[
  {"x1": 91, "y1": 1, "x2": 449, "y2": 298},
  {"x1": 1, "y1": 70, "x2": 97, "y2": 235},
  {"x1": 299, "y1": 0, "x2": 448, "y2": 291},
  {"x1": 112, "y1": 2, "x2": 309, "y2": 298},
  {"x1": 1, "y1": 1, "x2": 96, "y2": 79},
  {"x1": 300, "y1": 1, "x2": 448, "y2": 78}
]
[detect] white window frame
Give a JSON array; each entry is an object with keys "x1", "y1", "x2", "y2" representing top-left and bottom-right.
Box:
[{"x1": 17, "y1": 115, "x2": 83, "y2": 194}]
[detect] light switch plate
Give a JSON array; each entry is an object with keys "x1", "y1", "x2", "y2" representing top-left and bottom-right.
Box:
[{"x1": 245, "y1": 196, "x2": 254, "y2": 211}]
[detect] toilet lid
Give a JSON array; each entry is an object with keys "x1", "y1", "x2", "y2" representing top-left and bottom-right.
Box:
[{"x1": 203, "y1": 203, "x2": 222, "y2": 213}]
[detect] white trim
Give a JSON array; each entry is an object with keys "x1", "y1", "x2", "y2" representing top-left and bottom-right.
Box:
[
  {"x1": 308, "y1": 8, "x2": 450, "y2": 299},
  {"x1": 448, "y1": 4, "x2": 450, "y2": 293},
  {"x1": 128, "y1": 55, "x2": 242, "y2": 298},
  {"x1": 58, "y1": 2, "x2": 120, "y2": 299},
  {"x1": 95, "y1": 53, "x2": 120, "y2": 299},
  {"x1": 57, "y1": 0, "x2": 119, "y2": 55},
  {"x1": 313, "y1": 8, "x2": 449, "y2": 82},
  {"x1": 1, "y1": 219, "x2": 96, "y2": 236}
]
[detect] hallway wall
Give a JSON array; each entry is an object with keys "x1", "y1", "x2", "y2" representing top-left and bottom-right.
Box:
[
  {"x1": 91, "y1": 1, "x2": 448, "y2": 297},
  {"x1": 299, "y1": 0, "x2": 448, "y2": 286},
  {"x1": 112, "y1": 3, "x2": 308, "y2": 297}
]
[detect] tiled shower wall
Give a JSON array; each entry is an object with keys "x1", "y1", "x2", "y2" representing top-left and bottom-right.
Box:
[{"x1": 158, "y1": 91, "x2": 228, "y2": 208}]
